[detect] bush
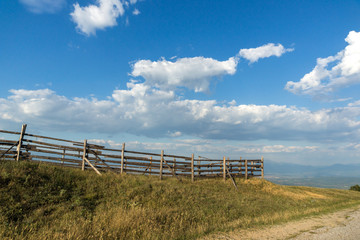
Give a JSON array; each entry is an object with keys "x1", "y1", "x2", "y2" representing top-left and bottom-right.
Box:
[{"x1": 350, "y1": 184, "x2": 360, "y2": 191}]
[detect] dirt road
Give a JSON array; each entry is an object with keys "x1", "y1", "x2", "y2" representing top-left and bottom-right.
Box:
[{"x1": 205, "y1": 206, "x2": 360, "y2": 240}]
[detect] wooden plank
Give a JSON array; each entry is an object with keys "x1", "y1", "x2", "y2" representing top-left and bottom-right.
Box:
[
  {"x1": 224, "y1": 164, "x2": 238, "y2": 191},
  {"x1": 125, "y1": 150, "x2": 162, "y2": 157},
  {"x1": 195, "y1": 169, "x2": 224, "y2": 173},
  {"x1": 29, "y1": 147, "x2": 83, "y2": 158},
  {"x1": 0, "y1": 129, "x2": 21, "y2": 135},
  {"x1": 23, "y1": 139, "x2": 84, "y2": 152},
  {"x1": 162, "y1": 153, "x2": 191, "y2": 160},
  {"x1": 0, "y1": 139, "x2": 19, "y2": 144},
  {"x1": 23, "y1": 132, "x2": 83, "y2": 145},
  {"x1": 88, "y1": 148, "x2": 117, "y2": 172},
  {"x1": 162, "y1": 158, "x2": 182, "y2": 181},
  {"x1": 0, "y1": 142, "x2": 18, "y2": 159},
  {"x1": 72, "y1": 142, "x2": 105, "y2": 149},
  {"x1": 84, "y1": 157, "x2": 102, "y2": 175},
  {"x1": 16, "y1": 124, "x2": 27, "y2": 161},
  {"x1": 123, "y1": 168, "x2": 187, "y2": 176},
  {"x1": 30, "y1": 154, "x2": 82, "y2": 164}
]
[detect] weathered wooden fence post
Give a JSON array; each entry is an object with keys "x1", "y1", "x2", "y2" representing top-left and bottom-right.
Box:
[
  {"x1": 82, "y1": 140, "x2": 87, "y2": 171},
  {"x1": 223, "y1": 156, "x2": 226, "y2": 181},
  {"x1": 120, "y1": 143, "x2": 125, "y2": 174},
  {"x1": 191, "y1": 154, "x2": 194, "y2": 182},
  {"x1": 227, "y1": 157, "x2": 230, "y2": 175},
  {"x1": 62, "y1": 149, "x2": 65, "y2": 166},
  {"x1": 198, "y1": 156, "x2": 201, "y2": 177},
  {"x1": 160, "y1": 150, "x2": 164, "y2": 180},
  {"x1": 245, "y1": 159, "x2": 248, "y2": 180},
  {"x1": 261, "y1": 156, "x2": 264, "y2": 179},
  {"x1": 173, "y1": 157, "x2": 176, "y2": 176},
  {"x1": 239, "y1": 157, "x2": 242, "y2": 176},
  {"x1": 149, "y1": 156, "x2": 152, "y2": 175},
  {"x1": 16, "y1": 124, "x2": 27, "y2": 162}
]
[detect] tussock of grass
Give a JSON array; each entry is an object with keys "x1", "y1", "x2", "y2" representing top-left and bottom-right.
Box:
[{"x1": 1, "y1": 160, "x2": 360, "y2": 239}]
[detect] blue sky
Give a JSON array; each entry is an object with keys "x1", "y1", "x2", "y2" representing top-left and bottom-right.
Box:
[{"x1": 1, "y1": 0, "x2": 360, "y2": 165}]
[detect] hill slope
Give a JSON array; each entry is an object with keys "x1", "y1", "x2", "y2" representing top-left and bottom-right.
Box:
[{"x1": 1, "y1": 160, "x2": 360, "y2": 240}]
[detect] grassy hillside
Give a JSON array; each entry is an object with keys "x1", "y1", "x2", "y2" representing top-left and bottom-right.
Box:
[{"x1": 1, "y1": 160, "x2": 360, "y2": 240}]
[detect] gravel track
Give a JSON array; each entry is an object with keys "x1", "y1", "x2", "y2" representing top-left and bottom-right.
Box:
[
  {"x1": 292, "y1": 207, "x2": 360, "y2": 240},
  {"x1": 204, "y1": 206, "x2": 360, "y2": 240}
]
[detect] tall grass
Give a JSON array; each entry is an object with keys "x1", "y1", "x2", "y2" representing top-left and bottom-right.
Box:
[{"x1": 1, "y1": 160, "x2": 360, "y2": 239}]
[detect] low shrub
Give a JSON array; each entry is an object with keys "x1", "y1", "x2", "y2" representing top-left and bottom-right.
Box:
[{"x1": 350, "y1": 184, "x2": 360, "y2": 191}]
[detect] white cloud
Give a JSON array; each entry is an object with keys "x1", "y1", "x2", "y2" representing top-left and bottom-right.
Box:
[
  {"x1": 20, "y1": 0, "x2": 66, "y2": 13},
  {"x1": 1, "y1": 85, "x2": 360, "y2": 142},
  {"x1": 132, "y1": 8, "x2": 140, "y2": 15},
  {"x1": 286, "y1": 31, "x2": 360, "y2": 95},
  {"x1": 71, "y1": 0, "x2": 125, "y2": 36},
  {"x1": 238, "y1": 43, "x2": 294, "y2": 63},
  {"x1": 131, "y1": 56, "x2": 238, "y2": 92}
]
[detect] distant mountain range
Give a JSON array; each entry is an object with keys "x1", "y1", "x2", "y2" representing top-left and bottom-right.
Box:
[
  {"x1": 264, "y1": 160, "x2": 360, "y2": 178},
  {"x1": 264, "y1": 160, "x2": 360, "y2": 189}
]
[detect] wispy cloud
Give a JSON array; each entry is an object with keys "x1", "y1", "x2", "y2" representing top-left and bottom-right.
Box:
[
  {"x1": 238, "y1": 43, "x2": 294, "y2": 63},
  {"x1": 20, "y1": 0, "x2": 66, "y2": 14},
  {"x1": 286, "y1": 30, "x2": 360, "y2": 95}
]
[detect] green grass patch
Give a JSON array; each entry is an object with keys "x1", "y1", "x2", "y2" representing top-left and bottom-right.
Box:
[{"x1": 1, "y1": 160, "x2": 360, "y2": 239}]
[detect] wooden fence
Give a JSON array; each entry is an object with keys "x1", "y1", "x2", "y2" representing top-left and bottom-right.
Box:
[{"x1": 0, "y1": 124, "x2": 264, "y2": 181}]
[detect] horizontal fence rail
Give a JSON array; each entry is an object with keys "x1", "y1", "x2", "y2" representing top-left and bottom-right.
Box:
[{"x1": 0, "y1": 124, "x2": 264, "y2": 181}]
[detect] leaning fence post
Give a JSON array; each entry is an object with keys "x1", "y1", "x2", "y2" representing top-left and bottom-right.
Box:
[
  {"x1": 16, "y1": 124, "x2": 27, "y2": 162},
  {"x1": 160, "y1": 150, "x2": 164, "y2": 180},
  {"x1": 223, "y1": 156, "x2": 226, "y2": 181},
  {"x1": 245, "y1": 159, "x2": 248, "y2": 180},
  {"x1": 261, "y1": 156, "x2": 264, "y2": 179},
  {"x1": 82, "y1": 140, "x2": 87, "y2": 171},
  {"x1": 191, "y1": 154, "x2": 194, "y2": 182},
  {"x1": 120, "y1": 143, "x2": 125, "y2": 174}
]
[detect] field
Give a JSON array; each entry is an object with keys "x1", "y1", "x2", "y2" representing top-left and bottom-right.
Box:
[{"x1": 1, "y1": 160, "x2": 360, "y2": 240}]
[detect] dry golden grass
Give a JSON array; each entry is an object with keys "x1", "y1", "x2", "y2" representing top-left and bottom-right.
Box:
[{"x1": 1, "y1": 160, "x2": 360, "y2": 239}]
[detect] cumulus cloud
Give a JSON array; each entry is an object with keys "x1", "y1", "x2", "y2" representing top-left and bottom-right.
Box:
[
  {"x1": 238, "y1": 43, "x2": 294, "y2": 63},
  {"x1": 286, "y1": 31, "x2": 360, "y2": 95},
  {"x1": 20, "y1": 0, "x2": 66, "y2": 13},
  {"x1": 1, "y1": 85, "x2": 360, "y2": 142},
  {"x1": 131, "y1": 57, "x2": 238, "y2": 92},
  {"x1": 71, "y1": 0, "x2": 125, "y2": 35}
]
